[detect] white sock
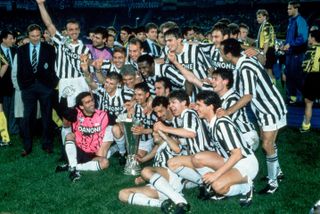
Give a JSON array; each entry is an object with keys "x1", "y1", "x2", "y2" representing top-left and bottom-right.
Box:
[
  {"x1": 65, "y1": 141, "x2": 77, "y2": 168},
  {"x1": 266, "y1": 153, "x2": 278, "y2": 186},
  {"x1": 150, "y1": 173, "x2": 187, "y2": 205},
  {"x1": 115, "y1": 135, "x2": 126, "y2": 155},
  {"x1": 128, "y1": 193, "x2": 162, "y2": 207},
  {"x1": 183, "y1": 181, "x2": 199, "y2": 189},
  {"x1": 76, "y1": 161, "x2": 101, "y2": 171},
  {"x1": 174, "y1": 166, "x2": 202, "y2": 184},
  {"x1": 196, "y1": 167, "x2": 215, "y2": 177},
  {"x1": 273, "y1": 144, "x2": 282, "y2": 175},
  {"x1": 107, "y1": 144, "x2": 119, "y2": 159},
  {"x1": 61, "y1": 127, "x2": 72, "y2": 145}
]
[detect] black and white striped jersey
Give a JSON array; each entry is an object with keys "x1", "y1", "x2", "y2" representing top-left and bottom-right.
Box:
[
  {"x1": 51, "y1": 31, "x2": 91, "y2": 79},
  {"x1": 146, "y1": 63, "x2": 185, "y2": 97},
  {"x1": 199, "y1": 44, "x2": 236, "y2": 71},
  {"x1": 101, "y1": 60, "x2": 121, "y2": 74},
  {"x1": 235, "y1": 55, "x2": 287, "y2": 126},
  {"x1": 122, "y1": 85, "x2": 134, "y2": 102},
  {"x1": 207, "y1": 116, "x2": 252, "y2": 159},
  {"x1": 221, "y1": 89, "x2": 255, "y2": 133},
  {"x1": 153, "y1": 142, "x2": 187, "y2": 168},
  {"x1": 93, "y1": 86, "x2": 126, "y2": 125},
  {"x1": 133, "y1": 104, "x2": 158, "y2": 141},
  {"x1": 145, "y1": 39, "x2": 161, "y2": 58},
  {"x1": 172, "y1": 109, "x2": 213, "y2": 154}
]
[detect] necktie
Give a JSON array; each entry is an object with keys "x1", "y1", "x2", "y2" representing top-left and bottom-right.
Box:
[
  {"x1": 31, "y1": 46, "x2": 37, "y2": 73},
  {"x1": 6, "y1": 49, "x2": 11, "y2": 65}
]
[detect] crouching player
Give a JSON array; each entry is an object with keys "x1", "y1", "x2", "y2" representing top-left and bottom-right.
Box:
[
  {"x1": 55, "y1": 92, "x2": 111, "y2": 182},
  {"x1": 192, "y1": 91, "x2": 258, "y2": 206},
  {"x1": 118, "y1": 130, "x2": 190, "y2": 214}
]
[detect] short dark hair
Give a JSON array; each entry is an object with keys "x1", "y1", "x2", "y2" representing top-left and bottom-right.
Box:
[
  {"x1": 135, "y1": 26, "x2": 145, "y2": 34},
  {"x1": 113, "y1": 46, "x2": 126, "y2": 57},
  {"x1": 66, "y1": 19, "x2": 80, "y2": 28},
  {"x1": 155, "y1": 77, "x2": 171, "y2": 92},
  {"x1": 76, "y1": 92, "x2": 92, "y2": 107},
  {"x1": 128, "y1": 37, "x2": 143, "y2": 49},
  {"x1": 137, "y1": 54, "x2": 154, "y2": 66},
  {"x1": 212, "y1": 68, "x2": 234, "y2": 89},
  {"x1": 289, "y1": 1, "x2": 301, "y2": 8},
  {"x1": 27, "y1": 24, "x2": 42, "y2": 35},
  {"x1": 182, "y1": 26, "x2": 193, "y2": 36},
  {"x1": 106, "y1": 72, "x2": 122, "y2": 82},
  {"x1": 221, "y1": 38, "x2": 241, "y2": 57},
  {"x1": 239, "y1": 23, "x2": 249, "y2": 31},
  {"x1": 228, "y1": 23, "x2": 240, "y2": 36},
  {"x1": 121, "y1": 25, "x2": 132, "y2": 34},
  {"x1": 168, "y1": 90, "x2": 189, "y2": 106},
  {"x1": 211, "y1": 22, "x2": 229, "y2": 37},
  {"x1": 310, "y1": 29, "x2": 320, "y2": 43},
  {"x1": 94, "y1": 26, "x2": 108, "y2": 39},
  {"x1": 134, "y1": 82, "x2": 149, "y2": 93},
  {"x1": 164, "y1": 27, "x2": 182, "y2": 39},
  {"x1": 196, "y1": 91, "x2": 221, "y2": 113},
  {"x1": 152, "y1": 96, "x2": 169, "y2": 108},
  {"x1": 217, "y1": 18, "x2": 231, "y2": 26},
  {"x1": 145, "y1": 22, "x2": 158, "y2": 33},
  {"x1": 0, "y1": 29, "x2": 14, "y2": 41},
  {"x1": 107, "y1": 26, "x2": 117, "y2": 35}
]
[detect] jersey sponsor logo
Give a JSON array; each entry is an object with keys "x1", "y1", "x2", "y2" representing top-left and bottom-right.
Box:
[
  {"x1": 182, "y1": 63, "x2": 194, "y2": 70},
  {"x1": 78, "y1": 125, "x2": 101, "y2": 135},
  {"x1": 62, "y1": 46, "x2": 81, "y2": 60},
  {"x1": 212, "y1": 61, "x2": 235, "y2": 70},
  {"x1": 104, "y1": 105, "x2": 124, "y2": 114}
]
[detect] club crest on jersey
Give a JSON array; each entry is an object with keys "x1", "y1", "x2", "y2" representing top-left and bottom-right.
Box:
[{"x1": 79, "y1": 117, "x2": 84, "y2": 123}]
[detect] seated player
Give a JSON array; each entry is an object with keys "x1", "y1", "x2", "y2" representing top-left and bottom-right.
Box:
[
  {"x1": 118, "y1": 131, "x2": 190, "y2": 213},
  {"x1": 192, "y1": 91, "x2": 258, "y2": 206},
  {"x1": 55, "y1": 92, "x2": 111, "y2": 182},
  {"x1": 154, "y1": 90, "x2": 213, "y2": 188}
]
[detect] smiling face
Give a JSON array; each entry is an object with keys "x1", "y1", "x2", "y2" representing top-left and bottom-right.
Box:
[
  {"x1": 129, "y1": 43, "x2": 142, "y2": 62},
  {"x1": 138, "y1": 61, "x2": 154, "y2": 78},
  {"x1": 79, "y1": 95, "x2": 95, "y2": 116},
  {"x1": 123, "y1": 74, "x2": 136, "y2": 89},
  {"x1": 212, "y1": 30, "x2": 228, "y2": 48},
  {"x1": 104, "y1": 78, "x2": 118, "y2": 95},
  {"x1": 153, "y1": 104, "x2": 170, "y2": 122},
  {"x1": 210, "y1": 74, "x2": 228, "y2": 96},
  {"x1": 28, "y1": 29, "x2": 41, "y2": 45},
  {"x1": 134, "y1": 88, "x2": 149, "y2": 106},
  {"x1": 169, "y1": 98, "x2": 186, "y2": 117},
  {"x1": 112, "y1": 52, "x2": 125, "y2": 69},
  {"x1": 66, "y1": 22, "x2": 80, "y2": 42},
  {"x1": 92, "y1": 33, "x2": 106, "y2": 48},
  {"x1": 165, "y1": 34, "x2": 182, "y2": 53},
  {"x1": 195, "y1": 100, "x2": 212, "y2": 120}
]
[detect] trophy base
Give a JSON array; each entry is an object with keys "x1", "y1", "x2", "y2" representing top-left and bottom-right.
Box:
[{"x1": 124, "y1": 154, "x2": 141, "y2": 176}]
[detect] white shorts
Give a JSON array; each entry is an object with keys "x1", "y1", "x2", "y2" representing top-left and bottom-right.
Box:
[
  {"x1": 103, "y1": 126, "x2": 114, "y2": 143},
  {"x1": 58, "y1": 77, "x2": 90, "y2": 107},
  {"x1": 261, "y1": 115, "x2": 287, "y2": 132},
  {"x1": 148, "y1": 169, "x2": 184, "y2": 201},
  {"x1": 225, "y1": 154, "x2": 259, "y2": 180},
  {"x1": 243, "y1": 130, "x2": 259, "y2": 151},
  {"x1": 138, "y1": 139, "x2": 154, "y2": 153}
]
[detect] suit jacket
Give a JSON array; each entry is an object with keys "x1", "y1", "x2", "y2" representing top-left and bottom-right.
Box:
[
  {"x1": 0, "y1": 46, "x2": 16, "y2": 96},
  {"x1": 17, "y1": 42, "x2": 58, "y2": 90}
]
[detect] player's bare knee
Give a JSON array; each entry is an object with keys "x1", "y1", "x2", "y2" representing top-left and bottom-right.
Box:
[
  {"x1": 118, "y1": 189, "x2": 130, "y2": 202},
  {"x1": 167, "y1": 159, "x2": 179, "y2": 171},
  {"x1": 99, "y1": 158, "x2": 109, "y2": 170},
  {"x1": 212, "y1": 181, "x2": 225, "y2": 195},
  {"x1": 112, "y1": 125, "x2": 122, "y2": 139},
  {"x1": 191, "y1": 154, "x2": 204, "y2": 168},
  {"x1": 65, "y1": 133, "x2": 75, "y2": 141},
  {"x1": 141, "y1": 167, "x2": 154, "y2": 180}
]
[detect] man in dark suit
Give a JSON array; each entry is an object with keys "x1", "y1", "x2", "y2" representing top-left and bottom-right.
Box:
[
  {"x1": 0, "y1": 29, "x2": 19, "y2": 137},
  {"x1": 16, "y1": 24, "x2": 58, "y2": 156}
]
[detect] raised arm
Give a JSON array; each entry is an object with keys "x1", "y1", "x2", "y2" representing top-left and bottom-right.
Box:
[
  {"x1": 36, "y1": 0, "x2": 57, "y2": 36},
  {"x1": 167, "y1": 51, "x2": 204, "y2": 89}
]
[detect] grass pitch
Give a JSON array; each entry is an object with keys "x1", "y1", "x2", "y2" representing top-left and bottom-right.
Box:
[{"x1": 0, "y1": 127, "x2": 319, "y2": 214}]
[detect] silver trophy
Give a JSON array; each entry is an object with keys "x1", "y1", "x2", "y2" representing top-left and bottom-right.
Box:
[{"x1": 116, "y1": 114, "x2": 141, "y2": 176}]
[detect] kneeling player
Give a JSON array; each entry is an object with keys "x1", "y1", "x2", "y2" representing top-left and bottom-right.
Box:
[
  {"x1": 192, "y1": 91, "x2": 259, "y2": 206},
  {"x1": 118, "y1": 131, "x2": 190, "y2": 213},
  {"x1": 56, "y1": 92, "x2": 111, "y2": 181}
]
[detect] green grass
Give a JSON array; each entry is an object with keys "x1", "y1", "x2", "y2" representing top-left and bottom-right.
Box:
[{"x1": 0, "y1": 127, "x2": 319, "y2": 214}]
